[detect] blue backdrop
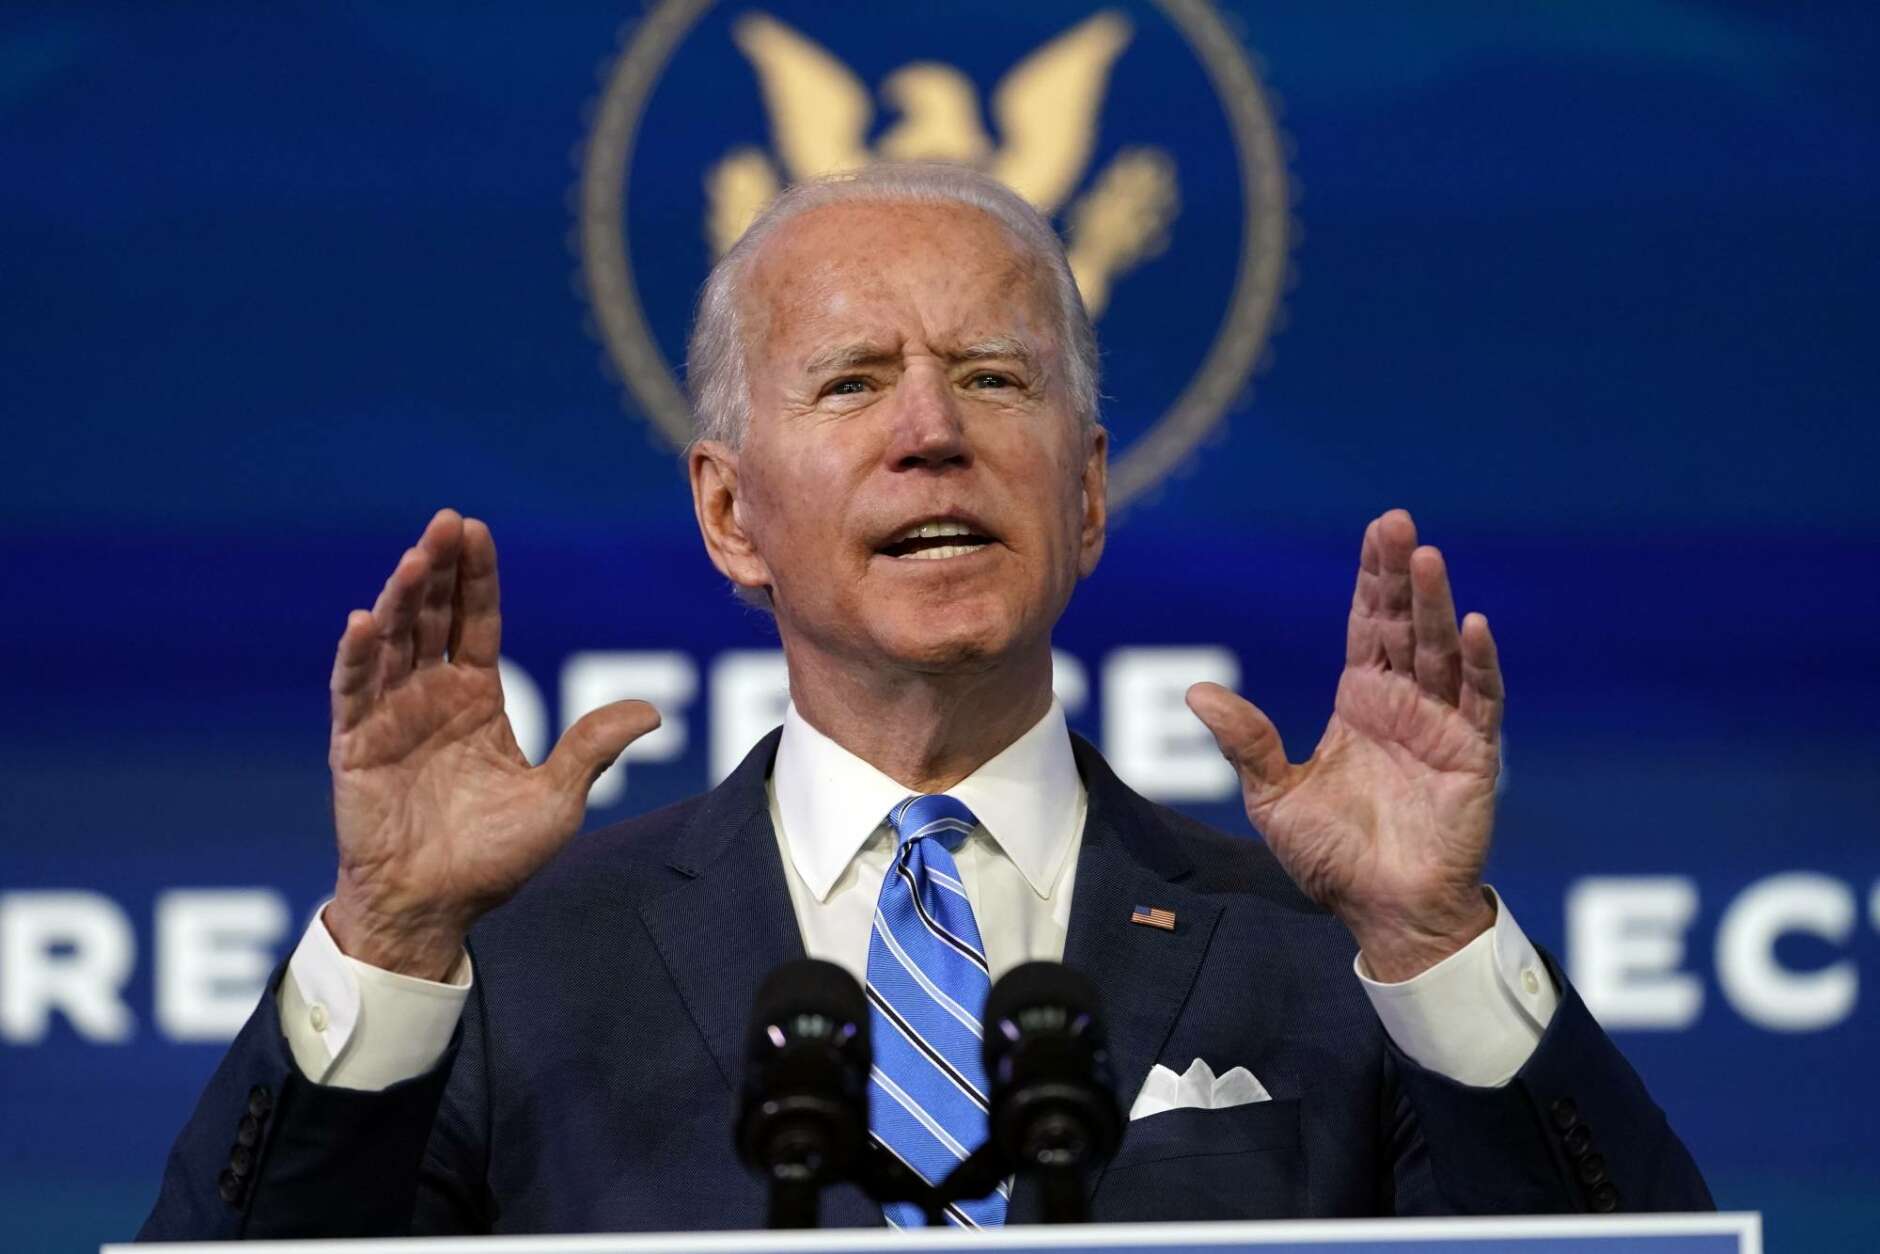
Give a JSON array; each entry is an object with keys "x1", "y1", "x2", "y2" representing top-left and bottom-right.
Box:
[{"x1": 2, "y1": 3, "x2": 1875, "y2": 1251}]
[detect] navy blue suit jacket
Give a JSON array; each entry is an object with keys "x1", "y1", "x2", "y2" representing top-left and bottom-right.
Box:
[{"x1": 139, "y1": 731, "x2": 1711, "y2": 1239}]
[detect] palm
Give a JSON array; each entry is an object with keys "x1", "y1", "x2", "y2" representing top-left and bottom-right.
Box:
[
  {"x1": 1254, "y1": 664, "x2": 1498, "y2": 918},
  {"x1": 1189, "y1": 510, "x2": 1505, "y2": 974},
  {"x1": 333, "y1": 663, "x2": 566, "y2": 918},
  {"x1": 325, "y1": 511, "x2": 659, "y2": 974}
]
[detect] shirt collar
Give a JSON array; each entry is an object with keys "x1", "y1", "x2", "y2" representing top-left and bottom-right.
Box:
[{"x1": 772, "y1": 699, "x2": 1082, "y2": 903}]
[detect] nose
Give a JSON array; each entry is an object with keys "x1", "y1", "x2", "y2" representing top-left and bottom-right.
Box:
[{"x1": 886, "y1": 363, "x2": 971, "y2": 472}]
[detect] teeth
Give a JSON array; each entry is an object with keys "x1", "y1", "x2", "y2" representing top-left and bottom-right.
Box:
[
  {"x1": 895, "y1": 520, "x2": 976, "y2": 543},
  {"x1": 896, "y1": 544, "x2": 979, "y2": 561}
]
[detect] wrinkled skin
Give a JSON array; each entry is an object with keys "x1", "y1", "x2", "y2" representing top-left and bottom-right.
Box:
[
  {"x1": 688, "y1": 200, "x2": 1107, "y2": 791},
  {"x1": 1187, "y1": 510, "x2": 1503, "y2": 979},
  {"x1": 325, "y1": 512, "x2": 660, "y2": 979}
]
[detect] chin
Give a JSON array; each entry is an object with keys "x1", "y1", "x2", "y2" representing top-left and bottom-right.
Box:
[{"x1": 873, "y1": 607, "x2": 1022, "y2": 675}]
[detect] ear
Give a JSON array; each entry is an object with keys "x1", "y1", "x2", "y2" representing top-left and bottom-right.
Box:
[
  {"x1": 688, "y1": 440, "x2": 773, "y2": 595},
  {"x1": 1076, "y1": 424, "x2": 1109, "y2": 577}
]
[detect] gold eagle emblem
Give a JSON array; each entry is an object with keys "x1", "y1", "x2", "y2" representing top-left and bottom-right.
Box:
[{"x1": 705, "y1": 9, "x2": 1179, "y2": 317}]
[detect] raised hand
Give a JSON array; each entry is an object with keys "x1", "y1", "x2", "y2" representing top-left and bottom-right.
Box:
[
  {"x1": 1187, "y1": 509, "x2": 1505, "y2": 981},
  {"x1": 324, "y1": 509, "x2": 661, "y2": 979}
]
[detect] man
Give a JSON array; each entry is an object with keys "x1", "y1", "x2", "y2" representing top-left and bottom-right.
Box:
[{"x1": 140, "y1": 164, "x2": 1710, "y2": 1238}]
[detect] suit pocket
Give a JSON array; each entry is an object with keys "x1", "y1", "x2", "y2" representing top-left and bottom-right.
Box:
[
  {"x1": 1112, "y1": 1099, "x2": 1300, "y2": 1166},
  {"x1": 1097, "y1": 1100, "x2": 1304, "y2": 1221}
]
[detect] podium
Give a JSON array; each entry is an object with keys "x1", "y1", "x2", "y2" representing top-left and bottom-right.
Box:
[{"x1": 113, "y1": 1213, "x2": 1759, "y2": 1253}]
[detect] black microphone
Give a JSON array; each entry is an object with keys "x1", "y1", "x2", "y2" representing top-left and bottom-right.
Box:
[
  {"x1": 735, "y1": 959, "x2": 871, "y2": 1229},
  {"x1": 978, "y1": 961, "x2": 1122, "y2": 1222}
]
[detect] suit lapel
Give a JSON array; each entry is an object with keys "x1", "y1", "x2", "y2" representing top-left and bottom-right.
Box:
[
  {"x1": 636, "y1": 732, "x2": 884, "y2": 1228},
  {"x1": 1007, "y1": 736, "x2": 1223, "y2": 1222},
  {"x1": 635, "y1": 728, "x2": 803, "y2": 1093}
]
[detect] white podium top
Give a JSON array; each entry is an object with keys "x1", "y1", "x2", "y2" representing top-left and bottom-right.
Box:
[{"x1": 114, "y1": 1212, "x2": 1760, "y2": 1253}]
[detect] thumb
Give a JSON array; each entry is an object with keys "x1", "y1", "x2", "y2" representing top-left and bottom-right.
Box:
[
  {"x1": 544, "y1": 699, "x2": 663, "y2": 796},
  {"x1": 1185, "y1": 682, "x2": 1290, "y2": 797}
]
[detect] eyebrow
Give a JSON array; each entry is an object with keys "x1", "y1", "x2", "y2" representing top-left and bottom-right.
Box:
[
  {"x1": 953, "y1": 336, "x2": 1036, "y2": 368},
  {"x1": 799, "y1": 336, "x2": 1037, "y2": 377},
  {"x1": 800, "y1": 342, "x2": 900, "y2": 376}
]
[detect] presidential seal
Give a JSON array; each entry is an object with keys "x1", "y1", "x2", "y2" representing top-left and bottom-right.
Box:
[{"x1": 578, "y1": 0, "x2": 1289, "y2": 508}]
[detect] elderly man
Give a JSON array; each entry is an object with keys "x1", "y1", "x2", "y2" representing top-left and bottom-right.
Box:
[{"x1": 140, "y1": 164, "x2": 1710, "y2": 1239}]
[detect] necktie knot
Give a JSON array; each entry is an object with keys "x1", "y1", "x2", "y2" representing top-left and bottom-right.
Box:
[{"x1": 888, "y1": 794, "x2": 979, "y2": 854}]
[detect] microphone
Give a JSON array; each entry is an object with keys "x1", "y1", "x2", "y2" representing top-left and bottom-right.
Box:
[
  {"x1": 984, "y1": 961, "x2": 1123, "y2": 1219},
  {"x1": 735, "y1": 959, "x2": 871, "y2": 1229},
  {"x1": 937, "y1": 961, "x2": 1123, "y2": 1223}
]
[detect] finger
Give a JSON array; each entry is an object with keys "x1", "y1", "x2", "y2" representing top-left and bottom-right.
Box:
[
  {"x1": 329, "y1": 610, "x2": 379, "y2": 733},
  {"x1": 1410, "y1": 546, "x2": 1463, "y2": 706},
  {"x1": 370, "y1": 547, "x2": 428, "y2": 690},
  {"x1": 1185, "y1": 682, "x2": 1290, "y2": 800},
  {"x1": 1458, "y1": 612, "x2": 1505, "y2": 741},
  {"x1": 1372, "y1": 509, "x2": 1417, "y2": 673},
  {"x1": 412, "y1": 510, "x2": 464, "y2": 669},
  {"x1": 544, "y1": 699, "x2": 663, "y2": 798},
  {"x1": 449, "y1": 517, "x2": 503, "y2": 667},
  {"x1": 1345, "y1": 519, "x2": 1385, "y2": 667}
]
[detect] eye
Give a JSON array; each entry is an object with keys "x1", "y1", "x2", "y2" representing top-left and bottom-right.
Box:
[
  {"x1": 967, "y1": 372, "x2": 1014, "y2": 389},
  {"x1": 825, "y1": 376, "x2": 870, "y2": 397}
]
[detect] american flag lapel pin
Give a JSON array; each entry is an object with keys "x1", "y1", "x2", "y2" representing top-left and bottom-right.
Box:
[{"x1": 1131, "y1": 904, "x2": 1177, "y2": 931}]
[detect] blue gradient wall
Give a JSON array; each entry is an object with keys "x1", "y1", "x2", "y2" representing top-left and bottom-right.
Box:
[{"x1": 2, "y1": 3, "x2": 1875, "y2": 1251}]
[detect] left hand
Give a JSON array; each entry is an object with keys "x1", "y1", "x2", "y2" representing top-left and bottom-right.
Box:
[{"x1": 1187, "y1": 509, "x2": 1505, "y2": 981}]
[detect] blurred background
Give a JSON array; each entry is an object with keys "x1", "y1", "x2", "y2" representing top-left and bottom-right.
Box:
[{"x1": 2, "y1": 2, "x2": 1875, "y2": 1250}]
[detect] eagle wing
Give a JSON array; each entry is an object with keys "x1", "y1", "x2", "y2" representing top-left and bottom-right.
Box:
[
  {"x1": 732, "y1": 13, "x2": 873, "y2": 181},
  {"x1": 1064, "y1": 147, "x2": 1179, "y2": 316},
  {"x1": 705, "y1": 146, "x2": 782, "y2": 259},
  {"x1": 987, "y1": 10, "x2": 1134, "y2": 215}
]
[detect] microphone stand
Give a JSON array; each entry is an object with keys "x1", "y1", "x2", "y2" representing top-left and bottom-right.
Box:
[
  {"x1": 931, "y1": 1127, "x2": 1094, "y2": 1225},
  {"x1": 931, "y1": 1142, "x2": 1010, "y2": 1224},
  {"x1": 1034, "y1": 1159, "x2": 1090, "y2": 1225},
  {"x1": 854, "y1": 1140, "x2": 949, "y2": 1227},
  {"x1": 751, "y1": 1121, "x2": 840, "y2": 1229},
  {"x1": 1015, "y1": 1105, "x2": 1100, "y2": 1223},
  {"x1": 766, "y1": 1174, "x2": 819, "y2": 1231}
]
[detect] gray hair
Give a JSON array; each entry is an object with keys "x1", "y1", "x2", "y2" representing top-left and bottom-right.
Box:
[{"x1": 684, "y1": 162, "x2": 1101, "y2": 447}]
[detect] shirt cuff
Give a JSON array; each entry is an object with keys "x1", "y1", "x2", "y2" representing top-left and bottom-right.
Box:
[
  {"x1": 278, "y1": 901, "x2": 472, "y2": 1091},
  {"x1": 1355, "y1": 887, "x2": 1559, "y2": 1088}
]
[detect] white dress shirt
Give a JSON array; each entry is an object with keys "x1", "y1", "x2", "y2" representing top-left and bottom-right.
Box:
[{"x1": 281, "y1": 700, "x2": 1558, "y2": 1092}]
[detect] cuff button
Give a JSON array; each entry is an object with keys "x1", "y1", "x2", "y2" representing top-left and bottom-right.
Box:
[
  {"x1": 309, "y1": 1002, "x2": 329, "y2": 1032},
  {"x1": 217, "y1": 1169, "x2": 243, "y2": 1205},
  {"x1": 246, "y1": 1086, "x2": 273, "y2": 1119},
  {"x1": 236, "y1": 1114, "x2": 260, "y2": 1148},
  {"x1": 1590, "y1": 1181, "x2": 1620, "y2": 1212},
  {"x1": 1549, "y1": 1098, "x2": 1579, "y2": 1130},
  {"x1": 1521, "y1": 968, "x2": 1541, "y2": 996}
]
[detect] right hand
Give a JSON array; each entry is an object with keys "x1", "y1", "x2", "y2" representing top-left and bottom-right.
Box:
[{"x1": 324, "y1": 509, "x2": 661, "y2": 979}]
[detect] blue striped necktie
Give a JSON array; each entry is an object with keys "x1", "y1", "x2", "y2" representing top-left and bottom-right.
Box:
[{"x1": 865, "y1": 794, "x2": 1007, "y2": 1229}]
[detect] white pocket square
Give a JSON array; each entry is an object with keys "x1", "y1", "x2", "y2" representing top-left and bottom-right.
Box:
[{"x1": 1128, "y1": 1058, "x2": 1272, "y2": 1120}]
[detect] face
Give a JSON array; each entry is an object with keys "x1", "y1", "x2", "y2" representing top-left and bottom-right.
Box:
[{"x1": 690, "y1": 199, "x2": 1107, "y2": 678}]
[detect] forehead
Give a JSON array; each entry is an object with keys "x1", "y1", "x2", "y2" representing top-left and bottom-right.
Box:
[{"x1": 742, "y1": 199, "x2": 1053, "y2": 358}]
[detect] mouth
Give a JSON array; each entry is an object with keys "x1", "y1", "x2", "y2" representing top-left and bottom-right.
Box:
[{"x1": 875, "y1": 516, "x2": 999, "y2": 562}]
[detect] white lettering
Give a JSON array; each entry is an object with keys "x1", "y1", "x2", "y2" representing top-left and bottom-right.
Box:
[
  {"x1": 1567, "y1": 877, "x2": 1703, "y2": 1030},
  {"x1": 0, "y1": 891, "x2": 136, "y2": 1043},
  {"x1": 1716, "y1": 872, "x2": 1856, "y2": 1032},
  {"x1": 1051, "y1": 649, "x2": 1089, "y2": 716},
  {"x1": 710, "y1": 650, "x2": 791, "y2": 783},
  {"x1": 1101, "y1": 647, "x2": 1240, "y2": 801},
  {"x1": 498, "y1": 656, "x2": 549, "y2": 765},
  {"x1": 562, "y1": 651, "x2": 698, "y2": 806},
  {"x1": 155, "y1": 890, "x2": 289, "y2": 1041}
]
